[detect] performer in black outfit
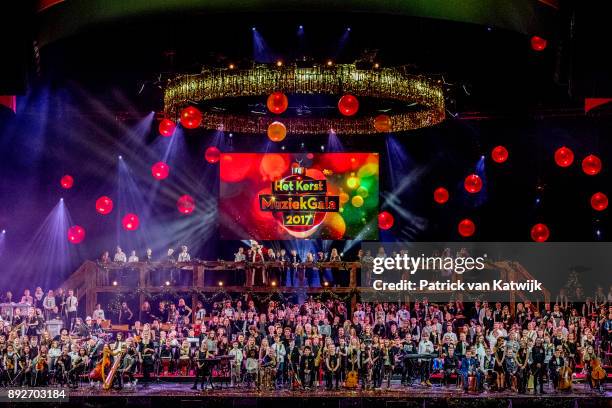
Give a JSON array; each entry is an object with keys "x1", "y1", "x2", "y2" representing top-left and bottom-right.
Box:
[
  {"x1": 443, "y1": 345, "x2": 459, "y2": 386},
  {"x1": 299, "y1": 346, "x2": 315, "y2": 389},
  {"x1": 531, "y1": 338, "x2": 546, "y2": 394},
  {"x1": 192, "y1": 342, "x2": 214, "y2": 390}
]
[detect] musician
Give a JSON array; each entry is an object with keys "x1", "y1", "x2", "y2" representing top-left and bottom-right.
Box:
[
  {"x1": 400, "y1": 334, "x2": 417, "y2": 385},
  {"x1": 118, "y1": 343, "x2": 138, "y2": 388},
  {"x1": 17, "y1": 344, "x2": 33, "y2": 386},
  {"x1": 418, "y1": 333, "x2": 434, "y2": 386},
  {"x1": 271, "y1": 335, "x2": 286, "y2": 388},
  {"x1": 138, "y1": 331, "x2": 157, "y2": 384},
  {"x1": 32, "y1": 348, "x2": 49, "y2": 386},
  {"x1": 299, "y1": 345, "x2": 315, "y2": 389},
  {"x1": 325, "y1": 343, "x2": 341, "y2": 390},
  {"x1": 515, "y1": 341, "x2": 529, "y2": 394},
  {"x1": 68, "y1": 348, "x2": 88, "y2": 387},
  {"x1": 358, "y1": 344, "x2": 371, "y2": 390},
  {"x1": 531, "y1": 337, "x2": 547, "y2": 394},
  {"x1": 26, "y1": 308, "x2": 39, "y2": 337},
  {"x1": 442, "y1": 344, "x2": 459, "y2": 386},
  {"x1": 244, "y1": 341, "x2": 259, "y2": 388},
  {"x1": 288, "y1": 249, "x2": 301, "y2": 288},
  {"x1": 65, "y1": 289, "x2": 78, "y2": 330},
  {"x1": 192, "y1": 341, "x2": 214, "y2": 390},
  {"x1": 460, "y1": 348, "x2": 481, "y2": 392},
  {"x1": 548, "y1": 347, "x2": 565, "y2": 391},
  {"x1": 493, "y1": 337, "x2": 506, "y2": 391},
  {"x1": 2, "y1": 343, "x2": 19, "y2": 385},
  {"x1": 55, "y1": 346, "x2": 72, "y2": 385},
  {"x1": 114, "y1": 247, "x2": 127, "y2": 263},
  {"x1": 112, "y1": 332, "x2": 126, "y2": 353},
  {"x1": 504, "y1": 348, "x2": 518, "y2": 391}
]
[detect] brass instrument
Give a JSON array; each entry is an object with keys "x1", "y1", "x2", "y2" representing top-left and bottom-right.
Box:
[{"x1": 103, "y1": 349, "x2": 126, "y2": 390}]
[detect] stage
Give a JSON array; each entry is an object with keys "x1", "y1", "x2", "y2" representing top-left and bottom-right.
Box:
[{"x1": 41, "y1": 383, "x2": 612, "y2": 408}]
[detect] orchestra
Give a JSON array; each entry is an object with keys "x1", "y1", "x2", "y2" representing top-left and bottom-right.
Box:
[{"x1": 0, "y1": 284, "x2": 609, "y2": 394}]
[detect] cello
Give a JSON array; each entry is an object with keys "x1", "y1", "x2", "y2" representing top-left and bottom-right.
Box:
[{"x1": 590, "y1": 357, "x2": 606, "y2": 389}]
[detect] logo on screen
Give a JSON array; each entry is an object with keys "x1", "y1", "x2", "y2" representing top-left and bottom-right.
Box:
[{"x1": 259, "y1": 163, "x2": 339, "y2": 236}]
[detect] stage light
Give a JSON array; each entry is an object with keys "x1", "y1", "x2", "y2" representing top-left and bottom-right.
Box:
[
  {"x1": 321, "y1": 145, "x2": 325, "y2": 151},
  {"x1": 1, "y1": 230, "x2": 5, "y2": 234},
  {"x1": 327, "y1": 60, "x2": 333, "y2": 66},
  {"x1": 118, "y1": 155, "x2": 123, "y2": 160},
  {"x1": 323, "y1": 281, "x2": 329, "y2": 287},
  {"x1": 252, "y1": 26, "x2": 256, "y2": 31},
  {"x1": 299, "y1": 25, "x2": 303, "y2": 30},
  {"x1": 373, "y1": 63, "x2": 380, "y2": 69},
  {"x1": 276, "y1": 60, "x2": 283, "y2": 67},
  {"x1": 112, "y1": 281, "x2": 118, "y2": 286},
  {"x1": 346, "y1": 27, "x2": 351, "y2": 31},
  {"x1": 228, "y1": 63, "x2": 235, "y2": 70},
  {"x1": 281, "y1": 146, "x2": 285, "y2": 150},
  {"x1": 165, "y1": 281, "x2": 170, "y2": 286},
  {"x1": 218, "y1": 281, "x2": 224, "y2": 287},
  {"x1": 60, "y1": 198, "x2": 64, "y2": 202},
  {"x1": 229, "y1": 133, "x2": 233, "y2": 138},
  {"x1": 271, "y1": 281, "x2": 277, "y2": 287}
]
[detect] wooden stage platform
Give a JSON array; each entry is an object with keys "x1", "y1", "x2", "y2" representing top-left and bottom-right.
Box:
[{"x1": 29, "y1": 382, "x2": 611, "y2": 408}]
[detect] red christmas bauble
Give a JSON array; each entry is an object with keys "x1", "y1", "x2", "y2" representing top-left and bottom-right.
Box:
[
  {"x1": 179, "y1": 106, "x2": 202, "y2": 129},
  {"x1": 205, "y1": 146, "x2": 221, "y2": 164},
  {"x1": 591, "y1": 192, "x2": 608, "y2": 211},
  {"x1": 458, "y1": 219, "x2": 476, "y2": 237},
  {"x1": 177, "y1": 194, "x2": 196, "y2": 214},
  {"x1": 530, "y1": 223, "x2": 550, "y2": 242},
  {"x1": 151, "y1": 161, "x2": 170, "y2": 180},
  {"x1": 338, "y1": 94, "x2": 359, "y2": 117},
  {"x1": 554, "y1": 146, "x2": 574, "y2": 167},
  {"x1": 378, "y1": 211, "x2": 394, "y2": 230},
  {"x1": 67, "y1": 225, "x2": 86, "y2": 244},
  {"x1": 122, "y1": 213, "x2": 140, "y2": 231},
  {"x1": 531, "y1": 36, "x2": 547, "y2": 52},
  {"x1": 464, "y1": 174, "x2": 483, "y2": 194},
  {"x1": 267, "y1": 121, "x2": 287, "y2": 142},
  {"x1": 491, "y1": 145, "x2": 509, "y2": 163},
  {"x1": 582, "y1": 154, "x2": 602, "y2": 176},
  {"x1": 158, "y1": 118, "x2": 176, "y2": 137},
  {"x1": 266, "y1": 91, "x2": 289, "y2": 114},
  {"x1": 95, "y1": 196, "x2": 114, "y2": 215},
  {"x1": 433, "y1": 187, "x2": 449, "y2": 204},
  {"x1": 60, "y1": 175, "x2": 74, "y2": 189}
]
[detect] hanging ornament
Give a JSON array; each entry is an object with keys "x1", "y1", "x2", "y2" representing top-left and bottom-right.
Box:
[
  {"x1": 95, "y1": 196, "x2": 114, "y2": 215},
  {"x1": 60, "y1": 175, "x2": 74, "y2": 189},
  {"x1": 267, "y1": 121, "x2": 287, "y2": 142},
  {"x1": 378, "y1": 211, "x2": 394, "y2": 230},
  {"x1": 205, "y1": 146, "x2": 221, "y2": 164},
  {"x1": 554, "y1": 146, "x2": 574, "y2": 167},
  {"x1": 158, "y1": 118, "x2": 176, "y2": 137},
  {"x1": 458, "y1": 218, "x2": 476, "y2": 237},
  {"x1": 530, "y1": 36, "x2": 547, "y2": 51},
  {"x1": 338, "y1": 94, "x2": 359, "y2": 116},
  {"x1": 464, "y1": 174, "x2": 483, "y2": 194},
  {"x1": 591, "y1": 192, "x2": 608, "y2": 211},
  {"x1": 67, "y1": 225, "x2": 86, "y2": 244},
  {"x1": 151, "y1": 161, "x2": 170, "y2": 180},
  {"x1": 491, "y1": 146, "x2": 509, "y2": 163},
  {"x1": 122, "y1": 213, "x2": 140, "y2": 231},
  {"x1": 177, "y1": 194, "x2": 196, "y2": 214},
  {"x1": 530, "y1": 223, "x2": 550, "y2": 242},
  {"x1": 266, "y1": 91, "x2": 289, "y2": 114},
  {"x1": 433, "y1": 187, "x2": 449, "y2": 204},
  {"x1": 581, "y1": 154, "x2": 602, "y2": 176},
  {"x1": 179, "y1": 106, "x2": 202, "y2": 129},
  {"x1": 373, "y1": 114, "x2": 392, "y2": 132}
]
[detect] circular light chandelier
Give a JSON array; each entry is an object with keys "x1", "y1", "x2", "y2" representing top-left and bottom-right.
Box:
[{"x1": 163, "y1": 63, "x2": 445, "y2": 135}]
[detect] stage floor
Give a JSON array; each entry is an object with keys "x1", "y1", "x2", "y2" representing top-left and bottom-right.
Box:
[{"x1": 53, "y1": 382, "x2": 611, "y2": 408}]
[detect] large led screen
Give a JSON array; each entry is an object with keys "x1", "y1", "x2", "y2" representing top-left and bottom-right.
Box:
[{"x1": 219, "y1": 153, "x2": 379, "y2": 240}]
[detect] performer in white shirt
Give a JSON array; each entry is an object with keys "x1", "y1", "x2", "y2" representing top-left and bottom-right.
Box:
[
  {"x1": 178, "y1": 245, "x2": 191, "y2": 262},
  {"x1": 65, "y1": 289, "x2": 78, "y2": 330},
  {"x1": 42, "y1": 290, "x2": 56, "y2": 320},
  {"x1": 114, "y1": 246, "x2": 127, "y2": 263},
  {"x1": 128, "y1": 250, "x2": 139, "y2": 263}
]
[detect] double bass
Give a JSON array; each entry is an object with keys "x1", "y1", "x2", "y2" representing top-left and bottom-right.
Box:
[{"x1": 557, "y1": 362, "x2": 572, "y2": 391}]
